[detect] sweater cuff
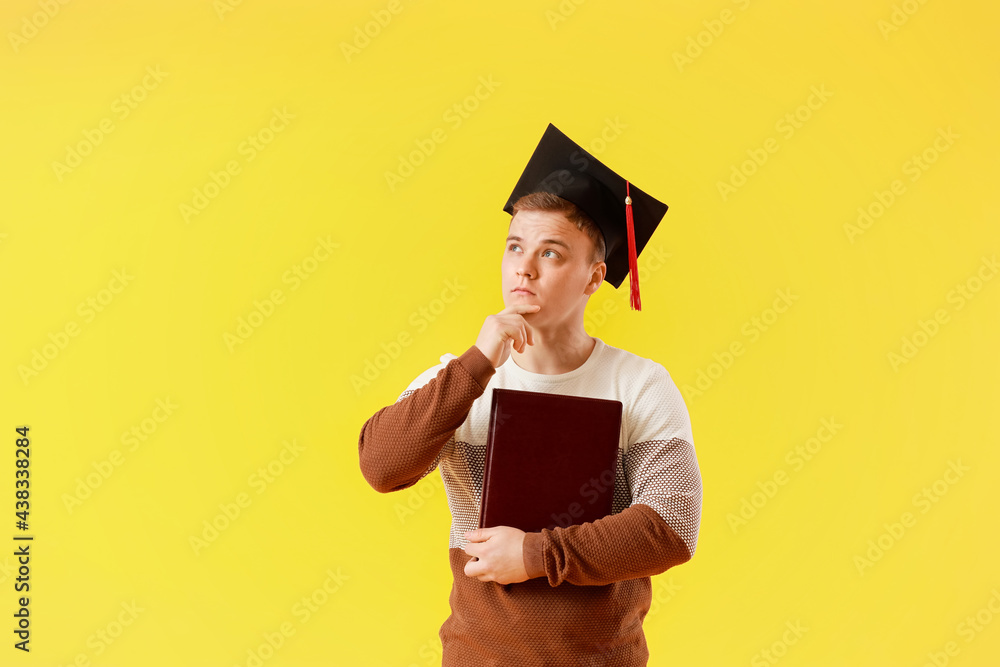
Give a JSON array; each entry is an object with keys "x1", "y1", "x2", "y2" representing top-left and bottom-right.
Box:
[
  {"x1": 458, "y1": 345, "x2": 497, "y2": 390},
  {"x1": 522, "y1": 531, "x2": 545, "y2": 579}
]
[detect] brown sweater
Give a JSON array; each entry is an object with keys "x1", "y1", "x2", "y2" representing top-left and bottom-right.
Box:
[{"x1": 359, "y1": 343, "x2": 701, "y2": 666}]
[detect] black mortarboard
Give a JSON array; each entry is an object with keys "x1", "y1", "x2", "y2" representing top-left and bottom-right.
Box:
[{"x1": 502, "y1": 123, "x2": 668, "y2": 311}]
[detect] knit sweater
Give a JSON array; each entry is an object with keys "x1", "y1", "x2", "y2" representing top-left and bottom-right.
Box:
[{"x1": 358, "y1": 338, "x2": 702, "y2": 666}]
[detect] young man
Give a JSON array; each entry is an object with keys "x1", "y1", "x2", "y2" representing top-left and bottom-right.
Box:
[{"x1": 358, "y1": 124, "x2": 702, "y2": 665}]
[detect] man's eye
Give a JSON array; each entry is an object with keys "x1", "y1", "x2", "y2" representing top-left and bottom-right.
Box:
[{"x1": 507, "y1": 244, "x2": 557, "y2": 258}]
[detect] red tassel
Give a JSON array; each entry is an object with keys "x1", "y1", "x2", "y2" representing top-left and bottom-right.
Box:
[{"x1": 625, "y1": 181, "x2": 641, "y2": 311}]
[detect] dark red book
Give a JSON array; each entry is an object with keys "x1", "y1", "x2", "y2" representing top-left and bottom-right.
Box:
[{"x1": 478, "y1": 388, "x2": 623, "y2": 533}]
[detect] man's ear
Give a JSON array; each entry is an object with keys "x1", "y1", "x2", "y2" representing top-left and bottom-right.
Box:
[{"x1": 585, "y1": 262, "x2": 606, "y2": 295}]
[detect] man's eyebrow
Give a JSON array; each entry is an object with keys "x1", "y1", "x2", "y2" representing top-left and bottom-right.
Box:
[{"x1": 505, "y1": 235, "x2": 571, "y2": 249}]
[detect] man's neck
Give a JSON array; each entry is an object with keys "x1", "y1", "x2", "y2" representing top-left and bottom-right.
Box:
[{"x1": 510, "y1": 327, "x2": 596, "y2": 375}]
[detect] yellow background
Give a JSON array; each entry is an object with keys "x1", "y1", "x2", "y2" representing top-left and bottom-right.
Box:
[{"x1": 1, "y1": 0, "x2": 998, "y2": 665}]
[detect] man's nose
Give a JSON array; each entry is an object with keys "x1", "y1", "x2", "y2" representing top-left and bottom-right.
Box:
[{"x1": 517, "y1": 255, "x2": 536, "y2": 277}]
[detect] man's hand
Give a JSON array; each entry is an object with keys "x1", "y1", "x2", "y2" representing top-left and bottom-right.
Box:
[
  {"x1": 475, "y1": 304, "x2": 541, "y2": 369},
  {"x1": 462, "y1": 526, "x2": 530, "y2": 585}
]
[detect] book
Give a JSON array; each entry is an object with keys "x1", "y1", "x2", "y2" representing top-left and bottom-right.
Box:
[{"x1": 478, "y1": 388, "x2": 624, "y2": 533}]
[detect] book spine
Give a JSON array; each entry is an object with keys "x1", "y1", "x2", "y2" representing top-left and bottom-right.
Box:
[{"x1": 478, "y1": 389, "x2": 501, "y2": 529}]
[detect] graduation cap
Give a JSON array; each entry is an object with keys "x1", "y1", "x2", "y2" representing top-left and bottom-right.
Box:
[{"x1": 502, "y1": 123, "x2": 668, "y2": 311}]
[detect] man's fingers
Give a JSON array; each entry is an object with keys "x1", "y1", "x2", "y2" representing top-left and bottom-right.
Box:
[
  {"x1": 501, "y1": 304, "x2": 541, "y2": 313},
  {"x1": 500, "y1": 324, "x2": 527, "y2": 354},
  {"x1": 478, "y1": 305, "x2": 539, "y2": 366},
  {"x1": 464, "y1": 556, "x2": 485, "y2": 578},
  {"x1": 500, "y1": 304, "x2": 541, "y2": 316},
  {"x1": 465, "y1": 529, "x2": 490, "y2": 543}
]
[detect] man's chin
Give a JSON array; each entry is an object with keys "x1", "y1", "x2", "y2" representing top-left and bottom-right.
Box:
[{"x1": 504, "y1": 295, "x2": 541, "y2": 307}]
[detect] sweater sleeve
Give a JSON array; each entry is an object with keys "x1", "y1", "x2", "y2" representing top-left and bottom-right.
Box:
[
  {"x1": 522, "y1": 364, "x2": 703, "y2": 587},
  {"x1": 358, "y1": 345, "x2": 496, "y2": 493}
]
